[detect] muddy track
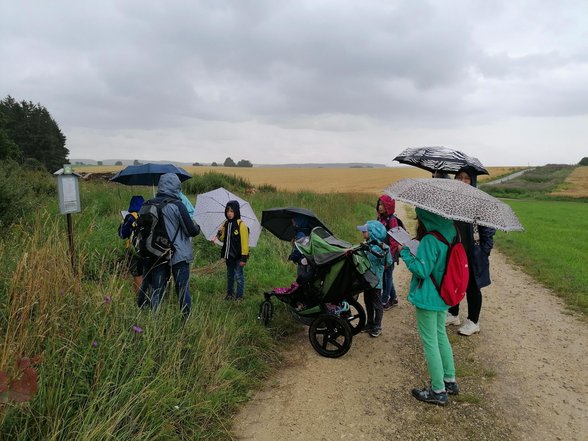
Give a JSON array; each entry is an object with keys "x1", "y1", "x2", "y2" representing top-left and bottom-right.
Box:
[{"x1": 233, "y1": 204, "x2": 587, "y2": 441}]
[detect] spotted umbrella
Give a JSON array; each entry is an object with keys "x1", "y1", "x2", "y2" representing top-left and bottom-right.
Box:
[{"x1": 383, "y1": 178, "x2": 523, "y2": 232}]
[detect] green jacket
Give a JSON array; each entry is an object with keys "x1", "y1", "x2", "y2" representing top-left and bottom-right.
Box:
[{"x1": 400, "y1": 208, "x2": 456, "y2": 311}]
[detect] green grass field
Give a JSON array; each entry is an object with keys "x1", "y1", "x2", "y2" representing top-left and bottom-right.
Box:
[{"x1": 496, "y1": 199, "x2": 588, "y2": 315}]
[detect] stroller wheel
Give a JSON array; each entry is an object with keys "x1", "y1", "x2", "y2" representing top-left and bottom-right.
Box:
[
  {"x1": 340, "y1": 299, "x2": 366, "y2": 335},
  {"x1": 258, "y1": 300, "x2": 273, "y2": 327},
  {"x1": 308, "y1": 314, "x2": 352, "y2": 358}
]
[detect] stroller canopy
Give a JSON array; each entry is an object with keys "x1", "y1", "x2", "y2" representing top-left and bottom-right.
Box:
[{"x1": 295, "y1": 227, "x2": 353, "y2": 265}]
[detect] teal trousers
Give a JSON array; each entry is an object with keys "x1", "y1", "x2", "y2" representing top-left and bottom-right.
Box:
[{"x1": 415, "y1": 307, "x2": 456, "y2": 391}]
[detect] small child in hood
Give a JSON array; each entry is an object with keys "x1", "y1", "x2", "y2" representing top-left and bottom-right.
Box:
[
  {"x1": 215, "y1": 200, "x2": 250, "y2": 301},
  {"x1": 118, "y1": 195, "x2": 144, "y2": 294},
  {"x1": 357, "y1": 220, "x2": 392, "y2": 337}
]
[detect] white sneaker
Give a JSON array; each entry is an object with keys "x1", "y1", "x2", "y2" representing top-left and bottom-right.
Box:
[
  {"x1": 445, "y1": 313, "x2": 461, "y2": 326},
  {"x1": 458, "y1": 319, "x2": 480, "y2": 336}
]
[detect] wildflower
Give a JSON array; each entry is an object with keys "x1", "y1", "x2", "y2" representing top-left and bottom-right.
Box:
[
  {"x1": 91, "y1": 341, "x2": 98, "y2": 348},
  {"x1": 132, "y1": 325, "x2": 143, "y2": 334},
  {"x1": 103, "y1": 295, "x2": 112, "y2": 304}
]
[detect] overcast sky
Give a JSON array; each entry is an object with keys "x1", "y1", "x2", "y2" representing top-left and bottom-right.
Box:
[{"x1": 2, "y1": 0, "x2": 587, "y2": 166}]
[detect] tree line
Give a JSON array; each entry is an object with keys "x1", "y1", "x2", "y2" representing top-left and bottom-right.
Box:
[{"x1": 0, "y1": 96, "x2": 69, "y2": 172}]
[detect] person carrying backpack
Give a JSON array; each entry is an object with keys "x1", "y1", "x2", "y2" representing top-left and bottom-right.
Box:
[
  {"x1": 215, "y1": 200, "x2": 249, "y2": 301},
  {"x1": 137, "y1": 173, "x2": 201, "y2": 319},
  {"x1": 376, "y1": 195, "x2": 404, "y2": 310},
  {"x1": 445, "y1": 166, "x2": 496, "y2": 336},
  {"x1": 118, "y1": 195, "x2": 145, "y2": 295},
  {"x1": 399, "y1": 207, "x2": 459, "y2": 406}
]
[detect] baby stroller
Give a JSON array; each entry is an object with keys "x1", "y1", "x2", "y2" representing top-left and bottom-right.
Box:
[{"x1": 259, "y1": 224, "x2": 379, "y2": 358}]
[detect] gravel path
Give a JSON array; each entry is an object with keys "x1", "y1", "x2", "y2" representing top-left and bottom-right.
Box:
[{"x1": 232, "y1": 204, "x2": 587, "y2": 441}]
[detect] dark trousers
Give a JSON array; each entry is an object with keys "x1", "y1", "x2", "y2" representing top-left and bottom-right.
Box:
[
  {"x1": 138, "y1": 260, "x2": 192, "y2": 318},
  {"x1": 448, "y1": 268, "x2": 482, "y2": 323},
  {"x1": 364, "y1": 288, "x2": 383, "y2": 331}
]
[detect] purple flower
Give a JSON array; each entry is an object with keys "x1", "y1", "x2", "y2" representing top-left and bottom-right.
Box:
[
  {"x1": 91, "y1": 340, "x2": 98, "y2": 348},
  {"x1": 132, "y1": 325, "x2": 143, "y2": 334},
  {"x1": 103, "y1": 295, "x2": 112, "y2": 304}
]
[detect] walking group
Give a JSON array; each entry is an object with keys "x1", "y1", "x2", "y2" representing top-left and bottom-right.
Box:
[{"x1": 115, "y1": 147, "x2": 522, "y2": 408}]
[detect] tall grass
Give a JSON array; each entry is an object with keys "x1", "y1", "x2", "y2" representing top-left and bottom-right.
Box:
[
  {"x1": 495, "y1": 199, "x2": 588, "y2": 315},
  {"x1": 0, "y1": 177, "x2": 378, "y2": 439}
]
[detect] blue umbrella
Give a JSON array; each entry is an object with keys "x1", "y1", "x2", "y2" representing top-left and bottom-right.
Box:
[{"x1": 110, "y1": 163, "x2": 192, "y2": 186}]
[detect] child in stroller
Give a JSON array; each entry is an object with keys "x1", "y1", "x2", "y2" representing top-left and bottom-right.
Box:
[{"x1": 259, "y1": 225, "x2": 380, "y2": 358}]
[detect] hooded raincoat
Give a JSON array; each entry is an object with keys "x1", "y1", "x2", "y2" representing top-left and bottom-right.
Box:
[
  {"x1": 218, "y1": 200, "x2": 250, "y2": 262},
  {"x1": 364, "y1": 220, "x2": 393, "y2": 289},
  {"x1": 400, "y1": 208, "x2": 456, "y2": 311},
  {"x1": 154, "y1": 173, "x2": 201, "y2": 265}
]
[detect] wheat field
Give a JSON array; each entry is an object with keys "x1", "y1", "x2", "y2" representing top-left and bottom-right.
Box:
[
  {"x1": 551, "y1": 166, "x2": 588, "y2": 198},
  {"x1": 78, "y1": 165, "x2": 520, "y2": 194}
]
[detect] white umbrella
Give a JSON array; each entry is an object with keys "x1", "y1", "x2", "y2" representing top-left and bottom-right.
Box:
[
  {"x1": 384, "y1": 178, "x2": 524, "y2": 232},
  {"x1": 194, "y1": 187, "x2": 261, "y2": 246}
]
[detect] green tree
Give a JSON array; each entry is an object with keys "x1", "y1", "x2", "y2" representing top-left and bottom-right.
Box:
[
  {"x1": 211, "y1": 162, "x2": 218, "y2": 167},
  {"x1": 579, "y1": 157, "x2": 588, "y2": 166},
  {"x1": 97, "y1": 161, "x2": 103, "y2": 166},
  {"x1": 223, "y1": 157, "x2": 236, "y2": 167},
  {"x1": 0, "y1": 95, "x2": 69, "y2": 172},
  {"x1": 133, "y1": 159, "x2": 142, "y2": 166},
  {"x1": 115, "y1": 161, "x2": 123, "y2": 166},
  {"x1": 237, "y1": 159, "x2": 253, "y2": 167}
]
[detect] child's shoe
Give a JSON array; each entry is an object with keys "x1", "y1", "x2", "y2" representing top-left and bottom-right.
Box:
[
  {"x1": 458, "y1": 319, "x2": 480, "y2": 336},
  {"x1": 369, "y1": 328, "x2": 382, "y2": 338},
  {"x1": 411, "y1": 387, "x2": 448, "y2": 406},
  {"x1": 224, "y1": 294, "x2": 235, "y2": 301},
  {"x1": 444, "y1": 381, "x2": 460, "y2": 396}
]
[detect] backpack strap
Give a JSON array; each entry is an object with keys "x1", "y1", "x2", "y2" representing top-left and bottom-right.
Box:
[{"x1": 425, "y1": 230, "x2": 451, "y2": 292}]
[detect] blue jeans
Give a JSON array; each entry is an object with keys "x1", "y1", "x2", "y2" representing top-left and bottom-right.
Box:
[
  {"x1": 138, "y1": 260, "x2": 192, "y2": 317},
  {"x1": 226, "y1": 260, "x2": 245, "y2": 298},
  {"x1": 381, "y1": 265, "x2": 397, "y2": 305}
]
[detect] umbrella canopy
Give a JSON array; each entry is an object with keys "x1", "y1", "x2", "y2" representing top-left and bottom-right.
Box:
[
  {"x1": 393, "y1": 146, "x2": 489, "y2": 175},
  {"x1": 194, "y1": 187, "x2": 261, "y2": 247},
  {"x1": 261, "y1": 207, "x2": 333, "y2": 241},
  {"x1": 110, "y1": 163, "x2": 192, "y2": 186},
  {"x1": 383, "y1": 178, "x2": 523, "y2": 232}
]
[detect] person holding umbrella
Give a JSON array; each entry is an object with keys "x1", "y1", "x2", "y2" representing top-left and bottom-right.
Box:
[
  {"x1": 445, "y1": 166, "x2": 496, "y2": 336},
  {"x1": 215, "y1": 200, "x2": 250, "y2": 301}
]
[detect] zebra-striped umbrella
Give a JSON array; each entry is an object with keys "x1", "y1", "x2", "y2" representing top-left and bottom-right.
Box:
[{"x1": 393, "y1": 146, "x2": 489, "y2": 175}]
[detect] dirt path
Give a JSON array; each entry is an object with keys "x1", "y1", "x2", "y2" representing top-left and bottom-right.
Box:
[{"x1": 232, "y1": 205, "x2": 587, "y2": 441}]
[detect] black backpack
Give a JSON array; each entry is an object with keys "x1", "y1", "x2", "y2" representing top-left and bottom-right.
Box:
[{"x1": 132, "y1": 198, "x2": 180, "y2": 261}]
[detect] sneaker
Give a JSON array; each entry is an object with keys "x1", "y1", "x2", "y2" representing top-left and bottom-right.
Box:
[
  {"x1": 458, "y1": 319, "x2": 480, "y2": 336},
  {"x1": 445, "y1": 313, "x2": 461, "y2": 326},
  {"x1": 444, "y1": 381, "x2": 460, "y2": 396},
  {"x1": 411, "y1": 387, "x2": 448, "y2": 406},
  {"x1": 224, "y1": 294, "x2": 235, "y2": 301},
  {"x1": 362, "y1": 324, "x2": 374, "y2": 333},
  {"x1": 383, "y1": 299, "x2": 398, "y2": 311},
  {"x1": 369, "y1": 328, "x2": 382, "y2": 337}
]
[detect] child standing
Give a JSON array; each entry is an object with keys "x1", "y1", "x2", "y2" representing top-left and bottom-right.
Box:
[
  {"x1": 216, "y1": 200, "x2": 249, "y2": 301},
  {"x1": 357, "y1": 220, "x2": 392, "y2": 337},
  {"x1": 376, "y1": 195, "x2": 404, "y2": 309},
  {"x1": 399, "y1": 207, "x2": 459, "y2": 406},
  {"x1": 118, "y1": 195, "x2": 145, "y2": 294}
]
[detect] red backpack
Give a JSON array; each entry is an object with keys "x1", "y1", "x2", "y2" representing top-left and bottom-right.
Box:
[{"x1": 426, "y1": 230, "x2": 469, "y2": 307}]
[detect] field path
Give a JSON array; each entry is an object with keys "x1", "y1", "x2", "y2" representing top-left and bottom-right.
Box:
[{"x1": 232, "y1": 204, "x2": 587, "y2": 441}]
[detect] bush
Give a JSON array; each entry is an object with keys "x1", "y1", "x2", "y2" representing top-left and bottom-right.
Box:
[
  {"x1": 579, "y1": 157, "x2": 588, "y2": 166},
  {"x1": 182, "y1": 171, "x2": 254, "y2": 195}
]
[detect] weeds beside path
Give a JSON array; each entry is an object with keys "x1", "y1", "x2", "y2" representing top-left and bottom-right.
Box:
[{"x1": 232, "y1": 205, "x2": 588, "y2": 441}]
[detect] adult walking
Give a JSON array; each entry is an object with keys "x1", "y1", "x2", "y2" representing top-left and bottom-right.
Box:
[
  {"x1": 446, "y1": 166, "x2": 496, "y2": 336},
  {"x1": 138, "y1": 173, "x2": 200, "y2": 319}
]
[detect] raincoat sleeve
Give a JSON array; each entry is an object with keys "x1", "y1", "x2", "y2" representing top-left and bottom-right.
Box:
[
  {"x1": 239, "y1": 220, "x2": 249, "y2": 261},
  {"x1": 118, "y1": 213, "x2": 137, "y2": 239},
  {"x1": 177, "y1": 202, "x2": 200, "y2": 237},
  {"x1": 399, "y1": 236, "x2": 440, "y2": 279},
  {"x1": 479, "y1": 226, "x2": 495, "y2": 255}
]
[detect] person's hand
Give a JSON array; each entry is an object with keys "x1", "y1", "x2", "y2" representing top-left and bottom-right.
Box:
[{"x1": 239, "y1": 261, "x2": 247, "y2": 267}]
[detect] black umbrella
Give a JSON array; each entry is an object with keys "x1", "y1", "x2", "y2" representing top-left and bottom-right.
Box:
[
  {"x1": 261, "y1": 207, "x2": 332, "y2": 241},
  {"x1": 110, "y1": 163, "x2": 192, "y2": 186},
  {"x1": 393, "y1": 146, "x2": 489, "y2": 175}
]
